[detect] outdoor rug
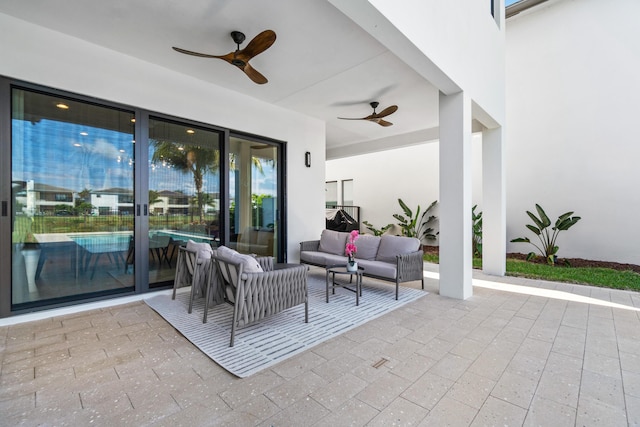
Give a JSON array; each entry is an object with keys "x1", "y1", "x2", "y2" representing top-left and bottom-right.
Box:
[{"x1": 144, "y1": 272, "x2": 427, "y2": 378}]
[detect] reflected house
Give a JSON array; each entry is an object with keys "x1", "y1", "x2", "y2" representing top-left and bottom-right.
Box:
[
  {"x1": 91, "y1": 187, "x2": 133, "y2": 215},
  {"x1": 154, "y1": 190, "x2": 190, "y2": 216},
  {"x1": 14, "y1": 181, "x2": 75, "y2": 215},
  {"x1": 151, "y1": 190, "x2": 220, "y2": 216}
]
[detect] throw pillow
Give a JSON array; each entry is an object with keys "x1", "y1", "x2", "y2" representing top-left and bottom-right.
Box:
[
  {"x1": 186, "y1": 240, "x2": 214, "y2": 259},
  {"x1": 215, "y1": 245, "x2": 263, "y2": 273}
]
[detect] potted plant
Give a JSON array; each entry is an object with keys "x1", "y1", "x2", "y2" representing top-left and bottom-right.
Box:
[{"x1": 345, "y1": 230, "x2": 359, "y2": 271}]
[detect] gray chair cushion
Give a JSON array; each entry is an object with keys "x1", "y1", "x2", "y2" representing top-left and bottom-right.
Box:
[
  {"x1": 354, "y1": 235, "x2": 381, "y2": 260},
  {"x1": 216, "y1": 245, "x2": 263, "y2": 273},
  {"x1": 186, "y1": 240, "x2": 214, "y2": 259},
  {"x1": 318, "y1": 229, "x2": 348, "y2": 256},
  {"x1": 376, "y1": 235, "x2": 421, "y2": 262}
]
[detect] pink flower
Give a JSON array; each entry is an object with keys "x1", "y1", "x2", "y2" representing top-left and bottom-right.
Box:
[{"x1": 345, "y1": 230, "x2": 359, "y2": 259}]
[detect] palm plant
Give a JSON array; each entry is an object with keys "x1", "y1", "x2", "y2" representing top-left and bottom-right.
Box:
[
  {"x1": 393, "y1": 199, "x2": 438, "y2": 242},
  {"x1": 472, "y1": 205, "x2": 483, "y2": 257},
  {"x1": 510, "y1": 203, "x2": 581, "y2": 265},
  {"x1": 362, "y1": 220, "x2": 392, "y2": 236}
]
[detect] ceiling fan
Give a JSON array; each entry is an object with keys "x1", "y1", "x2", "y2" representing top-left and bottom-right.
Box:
[
  {"x1": 338, "y1": 102, "x2": 398, "y2": 127},
  {"x1": 172, "y1": 30, "x2": 276, "y2": 84}
]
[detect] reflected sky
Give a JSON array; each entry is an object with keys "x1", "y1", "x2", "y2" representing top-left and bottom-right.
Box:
[{"x1": 12, "y1": 118, "x2": 275, "y2": 197}]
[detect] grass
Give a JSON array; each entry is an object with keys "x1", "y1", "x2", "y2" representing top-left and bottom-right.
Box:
[{"x1": 423, "y1": 253, "x2": 640, "y2": 292}]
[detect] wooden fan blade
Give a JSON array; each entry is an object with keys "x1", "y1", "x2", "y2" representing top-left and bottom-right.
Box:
[
  {"x1": 172, "y1": 46, "x2": 226, "y2": 59},
  {"x1": 240, "y1": 30, "x2": 276, "y2": 59},
  {"x1": 243, "y1": 62, "x2": 268, "y2": 84},
  {"x1": 338, "y1": 116, "x2": 368, "y2": 121},
  {"x1": 376, "y1": 119, "x2": 393, "y2": 127},
  {"x1": 373, "y1": 105, "x2": 398, "y2": 119}
]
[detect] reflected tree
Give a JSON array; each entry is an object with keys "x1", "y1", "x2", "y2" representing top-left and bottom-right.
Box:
[{"x1": 151, "y1": 141, "x2": 219, "y2": 224}]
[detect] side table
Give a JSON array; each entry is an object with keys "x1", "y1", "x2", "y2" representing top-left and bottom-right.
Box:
[{"x1": 325, "y1": 264, "x2": 364, "y2": 306}]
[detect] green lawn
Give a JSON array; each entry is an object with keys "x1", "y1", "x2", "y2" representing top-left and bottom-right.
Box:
[{"x1": 423, "y1": 253, "x2": 640, "y2": 292}]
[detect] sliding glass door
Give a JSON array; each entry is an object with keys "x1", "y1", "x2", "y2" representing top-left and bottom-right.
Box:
[
  {"x1": 10, "y1": 87, "x2": 135, "y2": 308},
  {"x1": 228, "y1": 135, "x2": 280, "y2": 258},
  {"x1": 1, "y1": 79, "x2": 286, "y2": 317},
  {"x1": 146, "y1": 118, "x2": 221, "y2": 288}
]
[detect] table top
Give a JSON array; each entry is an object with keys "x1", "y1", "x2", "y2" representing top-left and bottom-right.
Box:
[{"x1": 326, "y1": 264, "x2": 364, "y2": 275}]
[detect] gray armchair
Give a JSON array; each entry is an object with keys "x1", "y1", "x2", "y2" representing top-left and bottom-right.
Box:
[
  {"x1": 173, "y1": 246, "x2": 223, "y2": 314},
  {"x1": 208, "y1": 255, "x2": 309, "y2": 347}
]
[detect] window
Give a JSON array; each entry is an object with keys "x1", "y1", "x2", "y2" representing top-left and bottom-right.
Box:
[
  {"x1": 342, "y1": 179, "x2": 354, "y2": 206},
  {"x1": 325, "y1": 181, "x2": 337, "y2": 208}
]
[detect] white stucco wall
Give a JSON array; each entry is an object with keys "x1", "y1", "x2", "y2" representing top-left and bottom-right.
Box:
[
  {"x1": 505, "y1": 0, "x2": 640, "y2": 264},
  {"x1": 325, "y1": 136, "x2": 484, "y2": 242},
  {"x1": 327, "y1": 0, "x2": 640, "y2": 265},
  {"x1": 365, "y1": 0, "x2": 506, "y2": 123},
  {"x1": 0, "y1": 13, "x2": 326, "y2": 262}
]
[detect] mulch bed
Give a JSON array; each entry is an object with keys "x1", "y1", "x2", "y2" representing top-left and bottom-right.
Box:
[{"x1": 423, "y1": 245, "x2": 640, "y2": 274}]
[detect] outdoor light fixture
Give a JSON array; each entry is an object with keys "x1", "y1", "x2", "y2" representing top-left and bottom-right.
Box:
[{"x1": 305, "y1": 151, "x2": 311, "y2": 167}]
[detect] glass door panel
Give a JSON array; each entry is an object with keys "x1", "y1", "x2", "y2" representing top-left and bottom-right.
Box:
[
  {"x1": 11, "y1": 87, "x2": 135, "y2": 308},
  {"x1": 229, "y1": 137, "x2": 278, "y2": 257},
  {"x1": 147, "y1": 118, "x2": 221, "y2": 288}
]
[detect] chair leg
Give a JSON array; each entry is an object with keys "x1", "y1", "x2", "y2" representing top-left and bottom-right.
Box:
[
  {"x1": 203, "y1": 270, "x2": 211, "y2": 324},
  {"x1": 230, "y1": 307, "x2": 239, "y2": 347},
  {"x1": 395, "y1": 279, "x2": 399, "y2": 300},
  {"x1": 188, "y1": 268, "x2": 200, "y2": 314}
]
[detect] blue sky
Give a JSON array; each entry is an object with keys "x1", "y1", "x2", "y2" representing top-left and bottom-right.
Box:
[
  {"x1": 505, "y1": 0, "x2": 520, "y2": 6},
  {"x1": 13, "y1": 118, "x2": 276, "y2": 198}
]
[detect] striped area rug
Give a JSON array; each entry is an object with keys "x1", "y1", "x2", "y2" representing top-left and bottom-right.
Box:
[{"x1": 145, "y1": 271, "x2": 427, "y2": 378}]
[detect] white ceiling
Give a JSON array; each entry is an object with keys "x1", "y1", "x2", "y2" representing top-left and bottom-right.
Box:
[{"x1": 0, "y1": 0, "x2": 440, "y2": 157}]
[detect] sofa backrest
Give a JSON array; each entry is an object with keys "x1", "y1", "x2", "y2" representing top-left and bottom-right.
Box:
[
  {"x1": 318, "y1": 229, "x2": 348, "y2": 256},
  {"x1": 355, "y1": 234, "x2": 381, "y2": 260},
  {"x1": 376, "y1": 235, "x2": 421, "y2": 262}
]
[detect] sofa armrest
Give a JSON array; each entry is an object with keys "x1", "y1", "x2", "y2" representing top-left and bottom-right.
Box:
[
  {"x1": 300, "y1": 240, "x2": 320, "y2": 252},
  {"x1": 396, "y1": 250, "x2": 424, "y2": 282}
]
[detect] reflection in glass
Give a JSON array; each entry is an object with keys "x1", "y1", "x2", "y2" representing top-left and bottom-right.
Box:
[
  {"x1": 147, "y1": 118, "x2": 221, "y2": 287},
  {"x1": 228, "y1": 137, "x2": 278, "y2": 257},
  {"x1": 11, "y1": 88, "x2": 135, "y2": 307}
]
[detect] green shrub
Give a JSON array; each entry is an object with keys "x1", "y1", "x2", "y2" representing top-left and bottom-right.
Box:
[{"x1": 511, "y1": 204, "x2": 581, "y2": 265}]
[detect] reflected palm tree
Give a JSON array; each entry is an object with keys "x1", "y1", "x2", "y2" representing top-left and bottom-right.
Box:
[
  {"x1": 151, "y1": 141, "x2": 219, "y2": 224},
  {"x1": 151, "y1": 139, "x2": 270, "y2": 225}
]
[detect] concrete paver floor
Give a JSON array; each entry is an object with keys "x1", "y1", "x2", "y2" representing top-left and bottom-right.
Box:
[{"x1": 1, "y1": 265, "x2": 640, "y2": 426}]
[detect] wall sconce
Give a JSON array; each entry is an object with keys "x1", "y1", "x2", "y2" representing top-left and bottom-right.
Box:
[{"x1": 305, "y1": 151, "x2": 311, "y2": 168}]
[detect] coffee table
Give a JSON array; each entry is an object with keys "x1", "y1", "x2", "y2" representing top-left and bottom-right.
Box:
[{"x1": 326, "y1": 264, "x2": 364, "y2": 306}]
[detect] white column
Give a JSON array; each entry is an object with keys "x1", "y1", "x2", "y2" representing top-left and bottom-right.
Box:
[
  {"x1": 482, "y1": 126, "x2": 506, "y2": 276},
  {"x1": 438, "y1": 91, "x2": 473, "y2": 299}
]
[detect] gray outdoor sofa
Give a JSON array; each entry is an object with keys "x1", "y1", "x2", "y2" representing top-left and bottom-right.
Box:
[{"x1": 300, "y1": 229, "x2": 424, "y2": 299}]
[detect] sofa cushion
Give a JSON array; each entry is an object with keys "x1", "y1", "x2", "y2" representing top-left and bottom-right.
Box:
[
  {"x1": 354, "y1": 235, "x2": 381, "y2": 260},
  {"x1": 357, "y1": 259, "x2": 397, "y2": 280},
  {"x1": 318, "y1": 229, "x2": 348, "y2": 256},
  {"x1": 376, "y1": 235, "x2": 421, "y2": 263},
  {"x1": 300, "y1": 250, "x2": 347, "y2": 267}
]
